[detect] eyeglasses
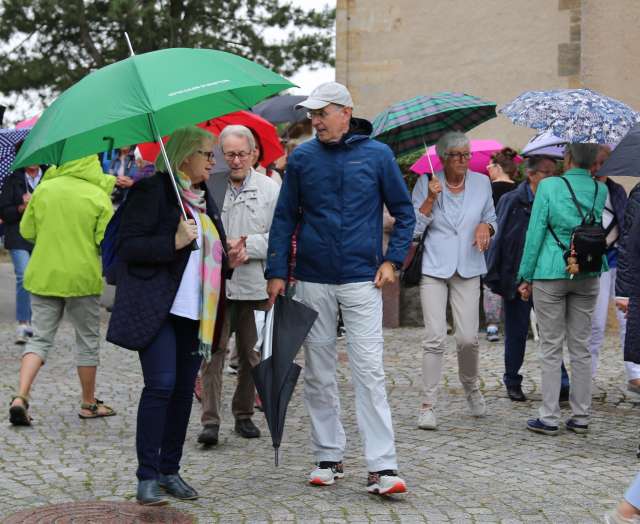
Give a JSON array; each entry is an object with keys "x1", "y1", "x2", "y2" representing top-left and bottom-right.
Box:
[
  {"x1": 536, "y1": 169, "x2": 555, "y2": 177},
  {"x1": 445, "y1": 152, "x2": 472, "y2": 161},
  {"x1": 306, "y1": 107, "x2": 342, "y2": 120},
  {"x1": 223, "y1": 151, "x2": 252, "y2": 161},
  {"x1": 196, "y1": 150, "x2": 215, "y2": 161}
]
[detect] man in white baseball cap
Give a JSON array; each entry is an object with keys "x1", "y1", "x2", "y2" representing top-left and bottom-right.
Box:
[{"x1": 266, "y1": 81, "x2": 414, "y2": 496}]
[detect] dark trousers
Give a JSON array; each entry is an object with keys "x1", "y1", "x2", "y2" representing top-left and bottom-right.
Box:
[
  {"x1": 136, "y1": 314, "x2": 201, "y2": 481},
  {"x1": 503, "y1": 298, "x2": 569, "y2": 388}
]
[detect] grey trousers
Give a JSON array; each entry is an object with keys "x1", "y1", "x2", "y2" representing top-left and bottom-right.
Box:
[
  {"x1": 533, "y1": 278, "x2": 599, "y2": 426},
  {"x1": 295, "y1": 280, "x2": 398, "y2": 472},
  {"x1": 23, "y1": 294, "x2": 101, "y2": 366},
  {"x1": 200, "y1": 300, "x2": 264, "y2": 426},
  {"x1": 420, "y1": 274, "x2": 481, "y2": 406}
]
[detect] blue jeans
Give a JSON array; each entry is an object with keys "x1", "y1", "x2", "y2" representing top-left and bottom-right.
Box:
[
  {"x1": 10, "y1": 249, "x2": 31, "y2": 322},
  {"x1": 503, "y1": 297, "x2": 569, "y2": 389},
  {"x1": 136, "y1": 314, "x2": 201, "y2": 481}
]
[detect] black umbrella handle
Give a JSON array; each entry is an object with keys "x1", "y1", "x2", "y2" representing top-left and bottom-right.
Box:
[{"x1": 275, "y1": 447, "x2": 279, "y2": 467}]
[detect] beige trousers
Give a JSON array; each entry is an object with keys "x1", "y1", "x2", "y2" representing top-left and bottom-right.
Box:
[
  {"x1": 200, "y1": 300, "x2": 265, "y2": 426},
  {"x1": 420, "y1": 274, "x2": 481, "y2": 406}
]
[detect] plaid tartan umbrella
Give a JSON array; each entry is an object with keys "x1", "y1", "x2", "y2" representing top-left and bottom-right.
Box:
[{"x1": 371, "y1": 92, "x2": 497, "y2": 157}]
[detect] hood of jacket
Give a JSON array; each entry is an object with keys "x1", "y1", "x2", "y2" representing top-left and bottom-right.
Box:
[{"x1": 43, "y1": 155, "x2": 116, "y2": 195}]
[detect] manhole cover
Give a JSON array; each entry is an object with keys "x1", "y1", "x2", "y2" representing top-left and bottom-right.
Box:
[{"x1": 4, "y1": 501, "x2": 194, "y2": 523}]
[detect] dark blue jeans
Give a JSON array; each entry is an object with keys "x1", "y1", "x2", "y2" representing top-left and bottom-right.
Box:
[
  {"x1": 136, "y1": 314, "x2": 201, "y2": 481},
  {"x1": 503, "y1": 297, "x2": 569, "y2": 389}
]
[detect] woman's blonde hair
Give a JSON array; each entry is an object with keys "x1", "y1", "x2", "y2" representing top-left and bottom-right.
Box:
[{"x1": 155, "y1": 126, "x2": 216, "y2": 174}]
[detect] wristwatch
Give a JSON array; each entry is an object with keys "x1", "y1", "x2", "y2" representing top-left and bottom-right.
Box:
[
  {"x1": 389, "y1": 261, "x2": 401, "y2": 271},
  {"x1": 486, "y1": 223, "x2": 495, "y2": 237}
]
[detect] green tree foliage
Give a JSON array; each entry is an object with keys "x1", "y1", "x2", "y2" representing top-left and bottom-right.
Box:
[{"x1": 0, "y1": 0, "x2": 335, "y2": 97}]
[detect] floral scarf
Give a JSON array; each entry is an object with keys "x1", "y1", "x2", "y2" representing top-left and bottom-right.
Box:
[{"x1": 175, "y1": 171, "x2": 223, "y2": 362}]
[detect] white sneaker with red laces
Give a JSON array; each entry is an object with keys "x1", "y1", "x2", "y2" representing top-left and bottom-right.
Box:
[
  {"x1": 366, "y1": 471, "x2": 407, "y2": 495},
  {"x1": 308, "y1": 461, "x2": 344, "y2": 486}
]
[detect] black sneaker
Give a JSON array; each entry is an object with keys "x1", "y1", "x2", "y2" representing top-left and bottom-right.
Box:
[
  {"x1": 566, "y1": 418, "x2": 589, "y2": 434},
  {"x1": 309, "y1": 461, "x2": 344, "y2": 486},
  {"x1": 526, "y1": 418, "x2": 559, "y2": 436},
  {"x1": 366, "y1": 470, "x2": 407, "y2": 495}
]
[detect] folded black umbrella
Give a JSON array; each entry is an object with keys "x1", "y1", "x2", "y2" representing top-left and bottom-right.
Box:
[
  {"x1": 598, "y1": 124, "x2": 640, "y2": 178},
  {"x1": 252, "y1": 294, "x2": 318, "y2": 465},
  {"x1": 252, "y1": 95, "x2": 308, "y2": 124}
]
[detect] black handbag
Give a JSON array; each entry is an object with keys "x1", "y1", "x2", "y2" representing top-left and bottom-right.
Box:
[{"x1": 401, "y1": 228, "x2": 428, "y2": 287}]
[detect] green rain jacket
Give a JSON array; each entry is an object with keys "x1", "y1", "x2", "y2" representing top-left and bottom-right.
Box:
[
  {"x1": 20, "y1": 156, "x2": 115, "y2": 297},
  {"x1": 518, "y1": 168, "x2": 608, "y2": 282}
]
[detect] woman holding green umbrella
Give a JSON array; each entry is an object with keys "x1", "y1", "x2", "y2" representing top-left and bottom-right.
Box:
[{"x1": 106, "y1": 126, "x2": 247, "y2": 505}]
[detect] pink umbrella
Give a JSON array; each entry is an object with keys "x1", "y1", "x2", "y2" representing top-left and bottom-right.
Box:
[
  {"x1": 15, "y1": 115, "x2": 40, "y2": 129},
  {"x1": 410, "y1": 139, "x2": 522, "y2": 175}
]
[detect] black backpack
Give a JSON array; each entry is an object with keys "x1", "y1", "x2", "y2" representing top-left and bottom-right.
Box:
[{"x1": 548, "y1": 177, "x2": 606, "y2": 274}]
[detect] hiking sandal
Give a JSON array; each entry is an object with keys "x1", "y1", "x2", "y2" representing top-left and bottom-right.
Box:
[
  {"x1": 9, "y1": 395, "x2": 32, "y2": 426},
  {"x1": 78, "y1": 398, "x2": 117, "y2": 419}
]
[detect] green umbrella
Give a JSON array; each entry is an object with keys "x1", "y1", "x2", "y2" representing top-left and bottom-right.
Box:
[
  {"x1": 13, "y1": 47, "x2": 293, "y2": 169},
  {"x1": 371, "y1": 92, "x2": 497, "y2": 157}
]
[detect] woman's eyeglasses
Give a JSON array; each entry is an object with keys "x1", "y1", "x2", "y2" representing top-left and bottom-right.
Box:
[{"x1": 196, "y1": 150, "x2": 215, "y2": 161}]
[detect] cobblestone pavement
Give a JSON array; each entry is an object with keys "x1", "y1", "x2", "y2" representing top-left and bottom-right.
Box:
[{"x1": 1, "y1": 310, "x2": 639, "y2": 523}]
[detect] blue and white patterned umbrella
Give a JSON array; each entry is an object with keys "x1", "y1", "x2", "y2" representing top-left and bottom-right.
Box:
[
  {"x1": 500, "y1": 88, "x2": 640, "y2": 144},
  {"x1": 0, "y1": 128, "x2": 31, "y2": 191}
]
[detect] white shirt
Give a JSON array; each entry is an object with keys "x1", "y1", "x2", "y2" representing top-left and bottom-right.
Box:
[
  {"x1": 170, "y1": 204, "x2": 203, "y2": 320},
  {"x1": 602, "y1": 194, "x2": 619, "y2": 247}
]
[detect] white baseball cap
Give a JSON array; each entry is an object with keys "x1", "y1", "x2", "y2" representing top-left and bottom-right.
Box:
[{"x1": 296, "y1": 82, "x2": 354, "y2": 110}]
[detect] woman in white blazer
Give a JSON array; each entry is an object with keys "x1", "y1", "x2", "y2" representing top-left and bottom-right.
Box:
[{"x1": 411, "y1": 131, "x2": 497, "y2": 430}]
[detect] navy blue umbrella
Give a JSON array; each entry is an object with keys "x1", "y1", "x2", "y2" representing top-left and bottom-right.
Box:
[
  {"x1": 598, "y1": 124, "x2": 640, "y2": 178},
  {"x1": 253, "y1": 294, "x2": 318, "y2": 465},
  {"x1": 0, "y1": 128, "x2": 31, "y2": 190}
]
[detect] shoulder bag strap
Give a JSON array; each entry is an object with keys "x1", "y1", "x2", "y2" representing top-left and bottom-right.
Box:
[
  {"x1": 588, "y1": 178, "x2": 599, "y2": 222},
  {"x1": 559, "y1": 176, "x2": 585, "y2": 222}
]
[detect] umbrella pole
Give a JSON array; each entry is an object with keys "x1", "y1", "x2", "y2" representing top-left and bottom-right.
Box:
[
  {"x1": 147, "y1": 114, "x2": 190, "y2": 222},
  {"x1": 275, "y1": 447, "x2": 279, "y2": 467}
]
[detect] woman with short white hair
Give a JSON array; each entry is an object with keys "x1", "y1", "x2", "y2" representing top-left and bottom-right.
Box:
[{"x1": 412, "y1": 131, "x2": 497, "y2": 430}]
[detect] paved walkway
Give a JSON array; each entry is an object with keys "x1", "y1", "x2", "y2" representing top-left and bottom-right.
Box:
[{"x1": 0, "y1": 266, "x2": 638, "y2": 522}]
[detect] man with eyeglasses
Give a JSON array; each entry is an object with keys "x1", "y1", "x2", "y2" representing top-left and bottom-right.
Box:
[
  {"x1": 198, "y1": 124, "x2": 280, "y2": 447},
  {"x1": 265, "y1": 82, "x2": 414, "y2": 496},
  {"x1": 485, "y1": 155, "x2": 566, "y2": 402}
]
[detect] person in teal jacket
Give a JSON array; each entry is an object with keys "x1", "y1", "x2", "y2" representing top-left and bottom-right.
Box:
[
  {"x1": 517, "y1": 143, "x2": 607, "y2": 436},
  {"x1": 8, "y1": 155, "x2": 117, "y2": 427}
]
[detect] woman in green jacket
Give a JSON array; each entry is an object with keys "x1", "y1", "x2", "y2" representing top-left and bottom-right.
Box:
[
  {"x1": 9, "y1": 155, "x2": 117, "y2": 426},
  {"x1": 517, "y1": 143, "x2": 607, "y2": 436}
]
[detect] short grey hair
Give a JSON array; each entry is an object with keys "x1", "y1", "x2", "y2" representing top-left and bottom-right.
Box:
[
  {"x1": 565, "y1": 143, "x2": 599, "y2": 169},
  {"x1": 219, "y1": 125, "x2": 256, "y2": 152},
  {"x1": 435, "y1": 131, "x2": 470, "y2": 160}
]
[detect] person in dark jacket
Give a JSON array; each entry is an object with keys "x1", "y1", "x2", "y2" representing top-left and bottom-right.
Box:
[
  {"x1": 106, "y1": 126, "x2": 247, "y2": 506},
  {"x1": 609, "y1": 183, "x2": 640, "y2": 524},
  {"x1": 616, "y1": 182, "x2": 640, "y2": 374},
  {"x1": 265, "y1": 82, "x2": 414, "y2": 496},
  {"x1": 485, "y1": 155, "x2": 570, "y2": 401},
  {"x1": 0, "y1": 165, "x2": 43, "y2": 343},
  {"x1": 589, "y1": 146, "x2": 640, "y2": 387},
  {"x1": 483, "y1": 147, "x2": 519, "y2": 342}
]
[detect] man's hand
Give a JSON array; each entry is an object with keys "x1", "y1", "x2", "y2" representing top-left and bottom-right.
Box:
[
  {"x1": 267, "y1": 278, "x2": 286, "y2": 307},
  {"x1": 616, "y1": 297, "x2": 629, "y2": 317},
  {"x1": 227, "y1": 237, "x2": 248, "y2": 268},
  {"x1": 115, "y1": 175, "x2": 134, "y2": 188},
  {"x1": 517, "y1": 281, "x2": 532, "y2": 301},
  {"x1": 374, "y1": 261, "x2": 396, "y2": 289},
  {"x1": 22, "y1": 193, "x2": 31, "y2": 204},
  {"x1": 473, "y1": 223, "x2": 491, "y2": 252}
]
